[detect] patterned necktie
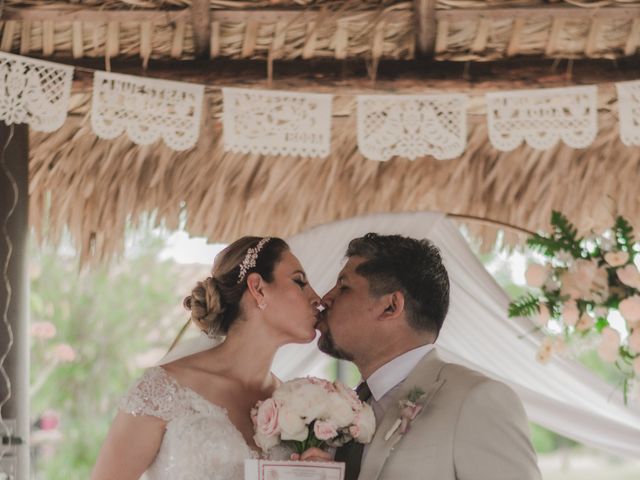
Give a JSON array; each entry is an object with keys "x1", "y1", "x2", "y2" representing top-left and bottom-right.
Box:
[{"x1": 335, "y1": 382, "x2": 372, "y2": 480}]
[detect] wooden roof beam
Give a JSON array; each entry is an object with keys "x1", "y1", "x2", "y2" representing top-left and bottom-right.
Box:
[
  {"x1": 1, "y1": 7, "x2": 407, "y2": 23},
  {"x1": 414, "y1": 0, "x2": 438, "y2": 57},
  {"x1": 191, "y1": 0, "x2": 211, "y2": 59},
  {"x1": 435, "y1": 6, "x2": 640, "y2": 21},
  {"x1": 3, "y1": 6, "x2": 638, "y2": 24}
]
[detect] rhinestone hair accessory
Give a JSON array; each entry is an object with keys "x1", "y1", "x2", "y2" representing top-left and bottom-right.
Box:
[{"x1": 237, "y1": 237, "x2": 271, "y2": 283}]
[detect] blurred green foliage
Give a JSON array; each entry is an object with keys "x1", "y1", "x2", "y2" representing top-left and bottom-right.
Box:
[{"x1": 29, "y1": 231, "x2": 187, "y2": 479}]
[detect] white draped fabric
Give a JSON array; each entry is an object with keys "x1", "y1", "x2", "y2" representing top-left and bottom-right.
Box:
[{"x1": 270, "y1": 211, "x2": 640, "y2": 459}]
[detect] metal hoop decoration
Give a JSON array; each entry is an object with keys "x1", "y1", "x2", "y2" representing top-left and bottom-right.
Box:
[{"x1": 237, "y1": 237, "x2": 271, "y2": 284}]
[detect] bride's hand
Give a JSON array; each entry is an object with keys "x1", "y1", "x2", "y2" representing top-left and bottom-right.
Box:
[{"x1": 290, "y1": 447, "x2": 332, "y2": 462}]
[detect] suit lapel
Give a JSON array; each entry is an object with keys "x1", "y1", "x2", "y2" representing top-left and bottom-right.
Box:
[{"x1": 358, "y1": 350, "x2": 447, "y2": 480}]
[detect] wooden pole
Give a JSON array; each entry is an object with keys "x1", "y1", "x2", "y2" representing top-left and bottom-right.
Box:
[
  {"x1": 0, "y1": 123, "x2": 29, "y2": 479},
  {"x1": 414, "y1": 0, "x2": 437, "y2": 57},
  {"x1": 190, "y1": 0, "x2": 212, "y2": 59}
]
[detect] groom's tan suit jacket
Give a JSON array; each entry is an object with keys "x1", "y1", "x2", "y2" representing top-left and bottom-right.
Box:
[{"x1": 358, "y1": 350, "x2": 542, "y2": 480}]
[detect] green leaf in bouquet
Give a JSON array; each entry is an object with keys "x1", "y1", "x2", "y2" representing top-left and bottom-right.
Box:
[
  {"x1": 526, "y1": 234, "x2": 563, "y2": 258},
  {"x1": 614, "y1": 216, "x2": 635, "y2": 250},
  {"x1": 594, "y1": 317, "x2": 609, "y2": 332},
  {"x1": 508, "y1": 294, "x2": 541, "y2": 318},
  {"x1": 619, "y1": 348, "x2": 636, "y2": 362}
]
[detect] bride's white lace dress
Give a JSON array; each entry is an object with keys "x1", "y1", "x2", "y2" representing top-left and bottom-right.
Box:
[{"x1": 119, "y1": 366, "x2": 259, "y2": 480}]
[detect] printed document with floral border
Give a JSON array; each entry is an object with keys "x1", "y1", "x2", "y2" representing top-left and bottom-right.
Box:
[{"x1": 244, "y1": 459, "x2": 345, "y2": 480}]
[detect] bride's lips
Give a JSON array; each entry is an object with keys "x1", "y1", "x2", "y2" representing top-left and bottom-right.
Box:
[{"x1": 314, "y1": 306, "x2": 327, "y2": 330}]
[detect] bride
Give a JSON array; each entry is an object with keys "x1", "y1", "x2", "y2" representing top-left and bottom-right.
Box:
[{"x1": 92, "y1": 236, "x2": 328, "y2": 480}]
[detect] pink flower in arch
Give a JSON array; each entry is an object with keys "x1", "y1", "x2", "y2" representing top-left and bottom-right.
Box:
[
  {"x1": 52, "y1": 343, "x2": 76, "y2": 362},
  {"x1": 30, "y1": 321, "x2": 56, "y2": 339}
]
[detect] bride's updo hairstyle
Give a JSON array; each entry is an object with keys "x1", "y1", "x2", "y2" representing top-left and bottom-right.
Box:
[{"x1": 183, "y1": 236, "x2": 289, "y2": 338}]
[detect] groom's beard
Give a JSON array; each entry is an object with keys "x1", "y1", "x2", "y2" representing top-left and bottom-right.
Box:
[{"x1": 317, "y1": 326, "x2": 355, "y2": 362}]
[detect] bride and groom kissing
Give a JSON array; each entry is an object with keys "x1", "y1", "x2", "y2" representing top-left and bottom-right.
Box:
[{"x1": 92, "y1": 233, "x2": 542, "y2": 480}]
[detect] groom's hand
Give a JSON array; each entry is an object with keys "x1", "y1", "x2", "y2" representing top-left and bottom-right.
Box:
[{"x1": 290, "y1": 447, "x2": 332, "y2": 462}]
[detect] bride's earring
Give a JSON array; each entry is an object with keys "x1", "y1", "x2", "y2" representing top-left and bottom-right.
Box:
[{"x1": 258, "y1": 302, "x2": 267, "y2": 310}]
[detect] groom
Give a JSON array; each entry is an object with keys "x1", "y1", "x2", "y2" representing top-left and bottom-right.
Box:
[{"x1": 315, "y1": 233, "x2": 541, "y2": 480}]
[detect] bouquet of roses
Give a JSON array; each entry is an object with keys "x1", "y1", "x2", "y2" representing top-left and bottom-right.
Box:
[{"x1": 251, "y1": 377, "x2": 376, "y2": 454}]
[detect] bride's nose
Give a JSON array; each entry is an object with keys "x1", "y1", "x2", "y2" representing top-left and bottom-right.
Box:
[{"x1": 309, "y1": 290, "x2": 321, "y2": 307}]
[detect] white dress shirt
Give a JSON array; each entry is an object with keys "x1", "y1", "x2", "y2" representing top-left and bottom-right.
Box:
[{"x1": 361, "y1": 344, "x2": 435, "y2": 462}]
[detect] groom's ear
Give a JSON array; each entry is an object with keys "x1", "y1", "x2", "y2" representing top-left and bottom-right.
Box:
[{"x1": 379, "y1": 291, "x2": 405, "y2": 321}]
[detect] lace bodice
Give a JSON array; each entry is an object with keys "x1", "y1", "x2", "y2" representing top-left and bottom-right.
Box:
[{"x1": 119, "y1": 366, "x2": 259, "y2": 480}]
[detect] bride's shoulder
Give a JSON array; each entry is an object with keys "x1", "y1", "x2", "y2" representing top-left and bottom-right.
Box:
[{"x1": 119, "y1": 366, "x2": 183, "y2": 421}]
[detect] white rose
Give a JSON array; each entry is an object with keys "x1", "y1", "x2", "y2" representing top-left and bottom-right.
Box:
[
  {"x1": 562, "y1": 301, "x2": 579, "y2": 327},
  {"x1": 634, "y1": 357, "x2": 640, "y2": 375},
  {"x1": 325, "y1": 392, "x2": 356, "y2": 428},
  {"x1": 335, "y1": 381, "x2": 362, "y2": 412},
  {"x1": 278, "y1": 406, "x2": 308, "y2": 441},
  {"x1": 272, "y1": 378, "x2": 309, "y2": 401},
  {"x1": 525, "y1": 264, "x2": 549, "y2": 288},
  {"x1": 254, "y1": 431, "x2": 280, "y2": 452},
  {"x1": 279, "y1": 382, "x2": 328, "y2": 423},
  {"x1": 350, "y1": 403, "x2": 376, "y2": 443}
]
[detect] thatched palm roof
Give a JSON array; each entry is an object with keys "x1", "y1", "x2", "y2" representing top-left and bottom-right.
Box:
[
  {"x1": 3, "y1": 0, "x2": 640, "y2": 263},
  {"x1": 29, "y1": 69, "x2": 640, "y2": 264},
  {"x1": 1, "y1": 0, "x2": 639, "y2": 63}
]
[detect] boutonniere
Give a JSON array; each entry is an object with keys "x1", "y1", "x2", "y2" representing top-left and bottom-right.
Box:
[{"x1": 384, "y1": 387, "x2": 426, "y2": 441}]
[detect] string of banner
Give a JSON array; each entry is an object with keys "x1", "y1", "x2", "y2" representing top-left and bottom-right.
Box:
[{"x1": 1, "y1": 51, "x2": 639, "y2": 161}]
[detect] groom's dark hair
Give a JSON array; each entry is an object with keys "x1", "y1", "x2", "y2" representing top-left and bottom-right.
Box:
[{"x1": 346, "y1": 233, "x2": 450, "y2": 337}]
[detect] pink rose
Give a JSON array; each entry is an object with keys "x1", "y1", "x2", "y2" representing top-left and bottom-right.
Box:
[
  {"x1": 617, "y1": 264, "x2": 640, "y2": 290},
  {"x1": 634, "y1": 357, "x2": 640, "y2": 375},
  {"x1": 562, "y1": 301, "x2": 579, "y2": 327},
  {"x1": 604, "y1": 251, "x2": 630, "y2": 267},
  {"x1": 597, "y1": 328, "x2": 620, "y2": 363},
  {"x1": 525, "y1": 264, "x2": 549, "y2": 288},
  {"x1": 53, "y1": 343, "x2": 76, "y2": 362},
  {"x1": 561, "y1": 261, "x2": 608, "y2": 301},
  {"x1": 628, "y1": 329, "x2": 640, "y2": 354},
  {"x1": 251, "y1": 403, "x2": 260, "y2": 428},
  {"x1": 398, "y1": 403, "x2": 424, "y2": 435},
  {"x1": 597, "y1": 343, "x2": 619, "y2": 363},
  {"x1": 30, "y1": 321, "x2": 56, "y2": 339},
  {"x1": 350, "y1": 405, "x2": 375, "y2": 443},
  {"x1": 553, "y1": 337, "x2": 567, "y2": 354},
  {"x1": 39, "y1": 410, "x2": 60, "y2": 431},
  {"x1": 313, "y1": 420, "x2": 338, "y2": 441},
  {"x1": 256, "y1": 398, "x2": 280, "y2": 437},
  {"x1": 576, "y1": 313, "x2": 594, "y2": 332},
  {"x1": 536, "y1": 338, "x2": 554, "y2": 364},
  {"x1": 619, "y1": 296, "x2": 640, "y2": 325},
  {"x1": 335, "y1": 381, "x2": 362, "y2": 411},
  {"x1": 308, "y1": 377, "x2": 336, "y2": 393},
  {"x1": 534, "y1": 304, "x2": 550, "y2": 327}
]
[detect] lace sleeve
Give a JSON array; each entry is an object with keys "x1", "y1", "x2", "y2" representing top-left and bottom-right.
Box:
[{"x1": 119, "y1": 367, "x2": 179, "y2": 421}]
